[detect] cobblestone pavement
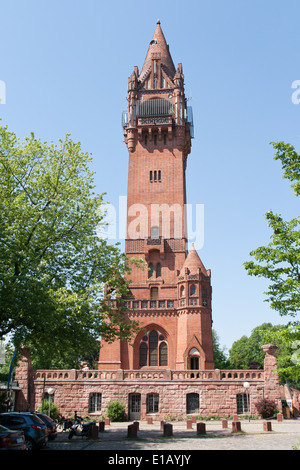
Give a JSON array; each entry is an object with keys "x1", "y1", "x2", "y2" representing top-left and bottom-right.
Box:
[{"x1": 42, "y1": 419, "x2": 300, "y2": 451}]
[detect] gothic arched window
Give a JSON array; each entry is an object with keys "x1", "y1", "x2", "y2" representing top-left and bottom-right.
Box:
[
  {"x1": 148, "y1": 263, "x2": 153, "y2": 278},
  {"x1": 190, "y1": 284, "x2": 196, "y2": 295},
  {"x1": 156, "y1": 263, "x2": 161, "y2": 278},
  {"x1": 159, "y1": 342, "x2": 168, "y2": 366},
  {"x1": 139, "y1": 330, "x2": 168, "y2": 368},
  {"x1": 149, "y1": 331, "x2": 158, "y2": 366},
  {"x1": 180, "y1": 285, "x2": 185, "y2": 297},
  {"x1": 139, "y1": 343, "x2": 148, "y2": 367}
]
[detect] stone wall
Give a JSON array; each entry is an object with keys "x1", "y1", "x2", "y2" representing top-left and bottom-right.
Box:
[{"x1": 14, "y1": 344, "x2": 283, "y2": 420}]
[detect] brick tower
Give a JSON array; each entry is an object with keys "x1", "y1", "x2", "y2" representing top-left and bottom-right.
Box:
[{"x1": 99, "y1": 21, "x2": 214, "y2": 372}]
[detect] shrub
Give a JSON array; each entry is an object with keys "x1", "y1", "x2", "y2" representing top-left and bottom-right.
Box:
[
  {"x1": 106, "y1": 400, "x2": 126, "y2": 422},
  {"x1": 37, "y1": 400, "x2": 60, "y2": 420},
  {"x1": 254, "y1": 399, "x2": 277, "y2": 418}
]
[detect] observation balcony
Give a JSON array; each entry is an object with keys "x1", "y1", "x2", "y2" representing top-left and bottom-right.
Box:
[{"x1": 122, "y1": 99, "x2": 194, "y2": 138}]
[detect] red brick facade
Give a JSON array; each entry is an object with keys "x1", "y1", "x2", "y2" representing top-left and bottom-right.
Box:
[
  {"x1": 14, "y1": 22, "x2": 283, "y2": 420},
  {"x1": 99, "y1": 19, "x2": 214, "y2": 372}
]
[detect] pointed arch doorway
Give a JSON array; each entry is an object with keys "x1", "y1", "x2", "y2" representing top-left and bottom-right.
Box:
[{"x1": 187, "y1": 347, "x2": 200, "y2": 370}]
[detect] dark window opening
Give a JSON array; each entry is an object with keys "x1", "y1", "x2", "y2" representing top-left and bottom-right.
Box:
[
  {"x1": 148, "y1": 263, "x2": 153, "y2": 278},
  {"x1": 156, "y1": 263, "x2": 161, "y2": 277},
  {"x1": 147, "y1": 394, "x2": 159, "y2": 413},
  {"x1": 149, "y1": 330, "x2": 158, "y2": 366},
  {"x1": 139, "y1": 343, "x2": 148, "y2": 367},
  {"x1": 159, "y1": 342, "x2": 168, "y2": 366}
]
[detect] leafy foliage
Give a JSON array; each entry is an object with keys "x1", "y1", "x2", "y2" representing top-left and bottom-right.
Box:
[
  {"x1": 244, "y1": 141, "x2": 300, "y2": 318},
  {"x1": 228, "y1": 323, "x2": 282, "y2": 370},
  {"x1": 254, "y1": 399, "x2": 278, "y2": 419},
  {"x1": 37, "y1": 400, "x2": 60, "y2": 420},
  {"x1": 106, "y1": 400, "x2": 126, "y2": 422},
  {"x1": 244, "y1": 141, "x2": 300, "y2": 383},
  {"x1": 212, "y1": 329, "x2": 229, "y2": 369},
  {"x1": 0, "y1": 124, "x2": 140, "y2": 367}
]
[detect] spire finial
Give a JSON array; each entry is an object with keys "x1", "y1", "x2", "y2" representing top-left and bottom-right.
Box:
[{"x1": 157, "y1": 19, "x2": 161, "y2": 24}]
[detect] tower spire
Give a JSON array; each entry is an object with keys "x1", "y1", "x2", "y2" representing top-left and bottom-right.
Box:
[{"x1": 139, "y1": 20, "x2": 176, "y2": 82}]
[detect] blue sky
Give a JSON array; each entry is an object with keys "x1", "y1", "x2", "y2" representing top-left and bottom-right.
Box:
[{"x1": 1, "y1": 0, "x2": 299, "y2": 352}]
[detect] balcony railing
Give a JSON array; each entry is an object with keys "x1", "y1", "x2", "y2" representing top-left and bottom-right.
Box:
[
  {"x1": 136, "y1": 98, "x2": 173, "y2": 117},
  {"x1": 32, "y1": 369, "x2": 263, "y2": 382},
  {"x1": 105, "y1": 297, "x2": 208, "y2": 310},
  {"x1": 122, "y1": 101, "x2": 194, "y2": 136}
]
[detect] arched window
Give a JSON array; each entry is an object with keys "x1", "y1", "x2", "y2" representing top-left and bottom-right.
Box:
[
  {"x1": 159, "y1": 342, "x2": 168, "y2": 366},
  {"x1": 149, "y1": 331, "x2": 158, "y2": 366},
  {"x1": 148, "y1": 263, "x2": 153, "y2": 278},
  {"x1": 190, "y1": 284, "x2": 196, "y2": 295},
  {"x1": 156, "y1": 263, "x2": 161, "y2": 278},
  {"x1": 139, "y1": 343, "x2": 148, "y2": 367},
  {"x1": 139, "y1": 330, "x2": 168, "y2": 368},
  {"x1": 180, "y1": 285, "x2": 185, "y2": 297},
  {"x1": 188, "y1": 348, "x2": 200, "y2": 370}
]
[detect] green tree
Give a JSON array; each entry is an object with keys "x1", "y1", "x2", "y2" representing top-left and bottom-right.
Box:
[
  {"x1": 0, "y1": 124, "x2": 139, "y2": 367},
  {"x1": 244, "y1": 141, "x2": 300, "y2": 382},
  {"x1": 228, "y1": 323, "x2": 282, "y2": 370},
  {"x1": 244, "y1": 142, "x2": 300, "y2": 318},
  {"x1": 259, "y1": 323, "x2": 300, "y2": 388},
  {"x1": 212, "y1": 330, "x2": 229, "y2": 369}
]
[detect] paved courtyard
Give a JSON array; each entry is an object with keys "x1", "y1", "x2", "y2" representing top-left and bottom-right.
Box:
[{"x1": 43, "y1": 418, "x2": 300, "y2": 452}]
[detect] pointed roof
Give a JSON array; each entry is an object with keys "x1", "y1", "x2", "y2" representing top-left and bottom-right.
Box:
[
  {"x1": 139, "y1": 20, "x2": 176, "y2": 82},
  {"x1": 180, "y1": 243, "x2": 208, "y2": 277}
]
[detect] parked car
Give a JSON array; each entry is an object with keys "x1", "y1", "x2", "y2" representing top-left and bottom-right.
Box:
[
  {"x1": 0, "y1": 424, "x2": 26, "y2": 450},
  {"x1": 35, "y1": 413, "x2": 57, "y2": 440},
  {"x1": 0, "y1": 412, "x2": 47, "y2": 450}
]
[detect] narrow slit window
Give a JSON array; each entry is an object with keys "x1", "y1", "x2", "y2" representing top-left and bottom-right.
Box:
[
  {"x1": 158, "y1": 170, "x2": 161, "y2": 181},
  {"x1": 156, "y1": 263, "x2": 161, "y2": 277},
  {"x1": 154, "y1": 170, "x2": 157, "y2": 181},
  {"x1": 150, "y1": 171, "x2": 153, "y2": 182}
]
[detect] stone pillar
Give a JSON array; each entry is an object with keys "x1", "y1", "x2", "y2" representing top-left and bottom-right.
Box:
[
  {"x1": 232, "y1": 421, "x2": 241, "y2": 432},
  {"x1": 186, "y1": 419, "x2": 193, "y2": 429},
  {"x1": 222, "y1": 419, "x2": 228, "y2": 429},
  {"x1": 262, "y1": 344, "x2": 282, "y2": 412},
  {"x1": 128, "y1": 423, "x2": 138, "y2": 437},
  {"x1": 14, "y1": 347, "x2": 33, "y2": 411},
  {"x1": 163, "y1": 423, "x2": 173, "y2": 436},
  {"x1": 263, "y1": 421, "x2": 272, "y2": 431},
  {"x1": 196, "y1": 422, "x2": 206, "y2": 434},
  {"x1": 99, "y1": 421, "x2": 105, "y2": 432}
]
